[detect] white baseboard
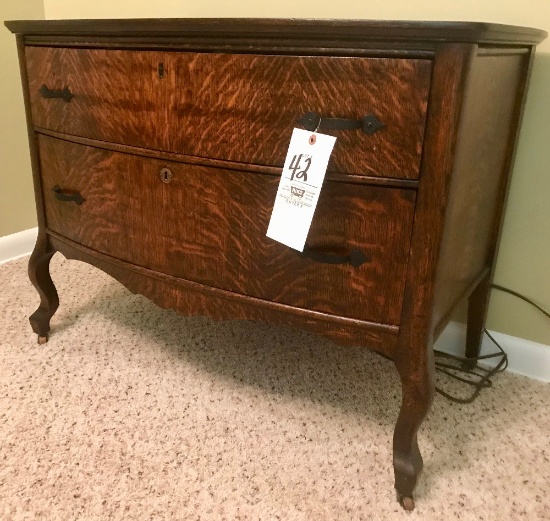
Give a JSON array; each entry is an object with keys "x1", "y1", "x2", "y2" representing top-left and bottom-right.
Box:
[
  {"x1": 434, "y1": 321, "x2": 550, "y2": 382},
  {"x1": 0, "y1": 227, "x2": 38, "y2": 265}
]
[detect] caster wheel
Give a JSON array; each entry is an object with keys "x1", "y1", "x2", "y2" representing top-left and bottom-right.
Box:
[
  {"x1": 400, "y1": 496, "x2": 415, "y2": 511},
  {"x1": 37, "y1": 335, "x2": 48, "y2": 344}
]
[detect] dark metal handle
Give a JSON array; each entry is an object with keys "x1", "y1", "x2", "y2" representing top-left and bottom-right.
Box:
[
  {"x1": 298, "y1": 244, "x2": 370, "y2": 267},
  {"x1": 52, "y1": 185, "x2": 84, "y2": 205},
  {"x1": 40, "y1": 84, "x2": 74, "y2": 102},
  {"x1": 297, "y1": 112, "x2": 384, "y2": 135}
]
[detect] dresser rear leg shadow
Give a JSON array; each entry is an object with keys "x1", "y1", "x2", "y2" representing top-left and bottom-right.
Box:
[{"x1": 28, "y1": 234, "x2": 59, "y2": 343}]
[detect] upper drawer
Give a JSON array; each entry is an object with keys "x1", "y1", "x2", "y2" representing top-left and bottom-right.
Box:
[{"x1": 26, "y1": 47, "x2": 432, "y2": 179}]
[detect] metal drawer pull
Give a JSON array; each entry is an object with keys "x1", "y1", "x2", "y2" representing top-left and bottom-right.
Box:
[
  {"x1": 298, "y1": 111, "x2": 384, "y2": 135},
  {"x1": 52, "y1": 185, "x2": 85, "y2": 205},
  {"x1": 39, "y1": 84, "x2": 74, "y2": 102},
  {"x1": 298, "y1": 244, "x2": 370, "y2": 267}
]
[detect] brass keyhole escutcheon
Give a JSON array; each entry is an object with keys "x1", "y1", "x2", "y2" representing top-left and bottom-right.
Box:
[{"x1": 160, "y1": 167, "x2": 173, "y2": 184}]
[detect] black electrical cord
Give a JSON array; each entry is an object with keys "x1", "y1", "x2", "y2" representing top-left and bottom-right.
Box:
[
  {"x1": 434, "y1": 329, "x2": 508, "y2": 403},
  {"x1": 491, "y1": 284, "x2": 550, "y2": 319},
  {"x1": 433, "y1": 284, "x2": 549, "y2": 404}
]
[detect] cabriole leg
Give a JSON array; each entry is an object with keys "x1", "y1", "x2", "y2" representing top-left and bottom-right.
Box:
[
  {"x1": 28, "y1": 233, "x2": 59, "y2": 343},
  {"x1": 393, "y1": 352, "x2": 435, "y2": 511}
]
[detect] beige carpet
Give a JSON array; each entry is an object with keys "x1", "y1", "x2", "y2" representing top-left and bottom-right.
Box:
[{"x1": 1, "y1": 254, "x2": 549, "y2": 520}]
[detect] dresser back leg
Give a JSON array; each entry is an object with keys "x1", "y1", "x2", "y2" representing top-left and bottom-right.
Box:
[
  {"x1": 465, "y1": 273, "x2": 491, "y2": 362},
  {"x1": 28, "y1": 233, "x2": 59, "y2": 342}
]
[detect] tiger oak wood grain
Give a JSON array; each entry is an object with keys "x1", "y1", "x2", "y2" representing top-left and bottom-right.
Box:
[
  {"x1": 26, "y1": 46, "x2": 431, "y2": 179},
  {"x1": 49, "y1": 233, "x2": 400, "y2": 357},
  {"x1": 165, "y1": 52, "x2": 431, "y2": 178},
  {"x1": 34, "y1": 128, "x2": 421, "y2": 189},
  {"x1": 7, "y1": 18, "x2": 545, "y2": 510},
  {"x1": 25, "y1": 47, "x2": 170, "y2": 152},
  {"x1": 39, "y1": 135, "x2": 416, "y2": 325}
]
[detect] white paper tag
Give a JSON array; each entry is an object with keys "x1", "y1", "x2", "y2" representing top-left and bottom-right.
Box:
[{"x1": 266, "y1": 128, "x2": 336, "y2": 251}]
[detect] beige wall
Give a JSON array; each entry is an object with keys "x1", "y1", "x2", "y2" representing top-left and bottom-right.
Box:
[
  {"x1": 41, "y1": 0, "x2": 550, "y2": 55},
  {"x1": 0, "y1": 1, "x2": 44, "y2": 237},
  {"x1": 4, "y1": 1, "x2": 549, "y2": 345}
]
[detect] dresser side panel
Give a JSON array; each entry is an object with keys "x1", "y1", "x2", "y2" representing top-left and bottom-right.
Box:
[{"x1": 432, "y1": 50, "x2": 530, "y2": 330}]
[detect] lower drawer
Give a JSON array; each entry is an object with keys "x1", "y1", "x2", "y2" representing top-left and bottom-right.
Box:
[{"x1": 38, "y1": 135, "x2": 416, "y2": 325}]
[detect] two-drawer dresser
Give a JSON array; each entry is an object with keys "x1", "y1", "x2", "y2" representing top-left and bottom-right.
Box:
[{"x1": 5, "y1": 19, "x2": 546, "y2": 510}]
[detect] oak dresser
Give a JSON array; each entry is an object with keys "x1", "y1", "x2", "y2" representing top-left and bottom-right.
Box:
[{"x1": 5, "y1": 18, "x2": 546, "y2": 510}]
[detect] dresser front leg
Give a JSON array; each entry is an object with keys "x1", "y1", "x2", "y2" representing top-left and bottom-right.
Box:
[
  {"x1": 392, "y1": 353, "x2": 435, "y2": 511},
  {"x1": 28, "y1": 233, "x2": 59, "y2": 344}
]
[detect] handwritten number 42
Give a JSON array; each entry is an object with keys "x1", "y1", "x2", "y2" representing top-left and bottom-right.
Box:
[{"x1": 289, "y1": 154, "x2": 312, "y2": 182}]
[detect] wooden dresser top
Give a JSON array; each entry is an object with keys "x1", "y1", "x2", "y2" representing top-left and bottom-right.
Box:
[{"x1": 5, "y1": 18, "x2": 547, "y2": 46}]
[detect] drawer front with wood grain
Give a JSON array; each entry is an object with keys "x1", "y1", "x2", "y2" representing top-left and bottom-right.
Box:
[
  {"x1": 27, "y1": 47, "x2": 431, "y2": 179},
  {"x1": 163, "y1": 52, "x2": 432, "y2": 179},
  {"x1": 39, "y1": 135, "x2": 416, "y2": 324},
  {"x1": 25, "y1": 47, "x2": 171, "y2": 152}
]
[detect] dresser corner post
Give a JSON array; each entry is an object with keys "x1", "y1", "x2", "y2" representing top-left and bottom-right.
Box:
[
  {"x1": 28, "y1": 232, "x2": 59, "y2": 344},
  {"x1": 391, "y1": 42, "x2": 478, "y2": 510},
  {"x1": 15, "y1": 34, "x2": 47, "y2": 230},
  {"x1": 14, "y1": 33, "x2": 60, "y2": 343}
]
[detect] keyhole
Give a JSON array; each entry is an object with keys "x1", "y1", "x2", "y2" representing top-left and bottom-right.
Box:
[{"x1": 160, "y1": 167, "x2": 172, "y2": 183}]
